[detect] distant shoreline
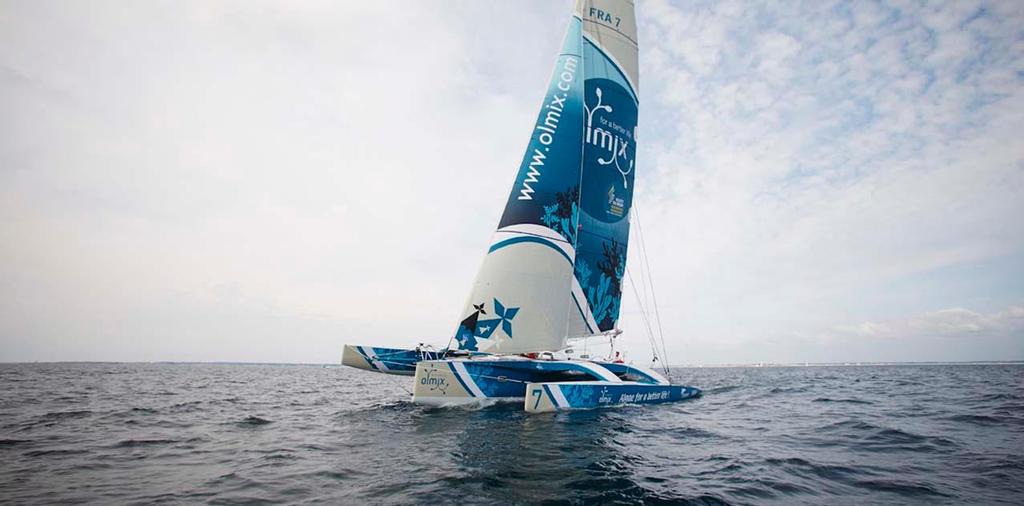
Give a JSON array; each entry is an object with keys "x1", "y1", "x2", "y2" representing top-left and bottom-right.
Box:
[
  {"x1": 670, "y1": 360, "x2": 1024, "y2": 368},
  {"x1": 1, "y1": 360, "x2": 1022, "y2": 367}
]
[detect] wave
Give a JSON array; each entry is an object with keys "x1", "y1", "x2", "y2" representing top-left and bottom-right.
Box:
[
  {"x1": 814, "y1": 419, "x2": 959, "y2": 453},
  {"x1": 110, "y1": 439, "x2": 179, "y2": 448},
  {"x1": 944, "y1": 413, "x2": 1006, "y2": 426},
  {"x1": 812, "y1": 397, "x2": 874, "y2": 405},
  {"x1": 23, "y1": 448, "x2": 90, "y2": 457},
  {"x1": 853, "y1": 479, "x2": 952, "y2": 498},
  {"x1": 769, "y1": 385, "x2": 810, "y2": 394},
  {"x1": 664, "y1": 426, "x2": 721, "y2": 440},
  {"x1": 38, "y1": 410, "x2": 92, "y2": 420},
  {"x1": 863, "y1": 427, "x2": 955, "y2": 447},
  {"x1": 169, "y1": 401, "x2": 202, "y2": 411},
  {"x1": 818, "y1": 419, "x2": 879, "y2": 432},
  {"x1": 764, "y1": 456, "x2": 872, "y2": 482},
  {"x1": 237, "y1": 415, "x2": 273, "y2": 426},
  {"x1": 706, "y1": 385, "x2": 741, "y2": 395}
]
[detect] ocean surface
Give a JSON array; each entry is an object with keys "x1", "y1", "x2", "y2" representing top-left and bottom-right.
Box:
[{"x1": 1, "y1": 363, "x2": 1022, "y2": 505}]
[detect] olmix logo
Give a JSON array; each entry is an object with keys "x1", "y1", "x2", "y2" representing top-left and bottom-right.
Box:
[
  {"x1": 585, "y1": 86, "x2": 635, "y2": 188},
  {"x1": 420, "y1": 368, "x2": 448, "y2": 394}
]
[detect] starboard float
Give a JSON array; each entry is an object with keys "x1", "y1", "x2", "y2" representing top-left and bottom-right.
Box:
[{"x1": 341, "y1": 0, "x2": 701, "y2": 413}]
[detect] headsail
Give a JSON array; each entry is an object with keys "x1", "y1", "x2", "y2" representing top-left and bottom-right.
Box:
[
  {"x1": 569, "y1": 0, "x2": 639, "y2": 336},
  {"x1": 453, "y1": 14, "x2": 585, "y2": 354}
]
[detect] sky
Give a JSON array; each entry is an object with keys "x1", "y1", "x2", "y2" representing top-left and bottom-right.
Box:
[{"x1": 1, "y1": 0, "x2": 1022, "y2": 364}]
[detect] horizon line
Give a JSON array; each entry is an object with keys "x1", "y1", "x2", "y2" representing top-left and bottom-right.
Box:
[{"x1": 1, "y1": 359, "x2": 1021, "y2": 367}]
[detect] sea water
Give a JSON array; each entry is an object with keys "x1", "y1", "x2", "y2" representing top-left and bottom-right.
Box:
[{"x1": 1, "y1": 362, "x2": 1021, "y2": 504}]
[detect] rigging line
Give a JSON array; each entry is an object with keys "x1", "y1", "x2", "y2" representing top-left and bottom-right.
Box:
[
  {"x1": 634, "y1": 219, "x2": 651, "y2": 313},
  {"x1": 384, "y1": 373, "x2": 412, "y2": 396},
  {"x1": 370, "y1": 350, "x2": 440, "y2": 359},
  {"x1": 627, "y1": 213, "x2": 651, "y2": 315},
  {"x1": 633, "y1": 212, "x2": 653, "y2": 342},
  {"x1": 632, "y1": 207, "x2": 659, "y2": 341},
  {"x1": 630, "y1": 207, "x2": 655, "y2": 313},
  {"x1": 633, "y1": 205, "x2": 672, "y2": 375},
  {"x1": 364, "y1": 358, "x2": 435, "y2": 369},
  {"x1": 628, "y1": 264, "x2": 669, "y2": 378},
  {"x1": 465, "y1": 373, "x2": 528, "y2": 384},
  {"x1": 627, "y1": 224, "x2": 659, "y2": 362},
  {"x1": 624, "y1": 265, "x2": 662, "y2": 371}
]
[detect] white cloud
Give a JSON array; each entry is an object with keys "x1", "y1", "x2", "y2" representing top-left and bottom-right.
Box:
[
  {"x1": 620, "y1": 0, "x2": 1024, "y2": 364},
  {"x1": 838, "y1": 306, "x2": 1024, "y2": 339},
  {"x1": 0, "y1": 0, "x2": 568, "y2": 362}
]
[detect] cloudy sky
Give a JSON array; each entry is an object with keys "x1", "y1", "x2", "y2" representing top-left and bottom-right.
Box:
[{"x1": 1, "y1": 0, "x2": 1022, "y2": 364}]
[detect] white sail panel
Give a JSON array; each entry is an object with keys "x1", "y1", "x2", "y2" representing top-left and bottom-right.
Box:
[{"x1": 576, "y1": 0, "x2": 639, "y2": 92}]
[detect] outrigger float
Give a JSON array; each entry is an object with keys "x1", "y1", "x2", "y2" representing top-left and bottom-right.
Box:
[{"x1": 341, "y1": 0, "x2": 701, "y2": 413}]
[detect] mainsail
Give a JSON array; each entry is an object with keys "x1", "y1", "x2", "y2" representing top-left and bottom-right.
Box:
[
  {"x1": 454, "y1": 0, "x2": 638, "y2": 353},
  {"x1": 569, "y1": 0, "x2": 639, "y2": 337}
]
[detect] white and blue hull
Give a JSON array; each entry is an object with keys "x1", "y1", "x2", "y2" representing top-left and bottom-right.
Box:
[
  {"x1": 411, "y1": 356, "x2": 701, "y2": 412},
  {"x1": 341, "y1": 344, "x2": 444, "y2": 376},
  {"x1": 525, "y1": 381, "x2": 702, "y2": 413}
]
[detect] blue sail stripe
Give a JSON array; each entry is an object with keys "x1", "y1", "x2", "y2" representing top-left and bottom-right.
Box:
[
  {"x1": 571, "y1": 292, "x2": 595, "y2": 334},
  {"x1": 488, "y1": 236, "x2": 573, "y2": 265},
  {"x1": 447, "y1": 362, "x2": 476, "y2": 398}
]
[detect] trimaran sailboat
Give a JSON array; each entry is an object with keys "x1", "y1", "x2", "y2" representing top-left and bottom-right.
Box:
[{"x1": 341, "y1": 0, "x2": 701, "y2": 412}]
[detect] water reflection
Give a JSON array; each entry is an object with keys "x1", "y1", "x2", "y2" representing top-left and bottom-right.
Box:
[{"x1": 406, "y1": 403, "x2": 655, "y2": 503}]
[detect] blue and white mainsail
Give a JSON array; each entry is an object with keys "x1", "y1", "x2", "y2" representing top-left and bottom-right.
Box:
[
  {"x1": 569, "y1": 0, "x2": 639, "y2": 337},
  {"x1": 455, "y1": 0, "x2": 638, "y2": 352}
]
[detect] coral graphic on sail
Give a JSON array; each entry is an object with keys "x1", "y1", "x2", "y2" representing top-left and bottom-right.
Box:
[{"x1": 570, "y1": 2, "x2": 639, "y2": 335}]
